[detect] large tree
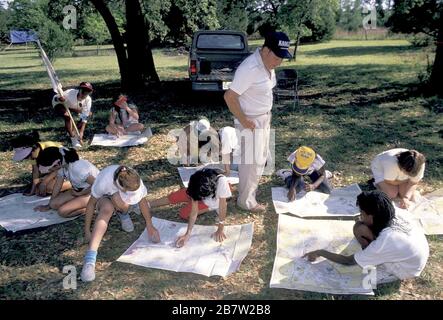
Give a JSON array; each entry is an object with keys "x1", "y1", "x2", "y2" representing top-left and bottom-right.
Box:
[{"x1": 388, "y1": 0, "x2": 442, "y2": 95}]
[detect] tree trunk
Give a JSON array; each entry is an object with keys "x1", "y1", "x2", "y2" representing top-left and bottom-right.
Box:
[
  {"x1": 430, "y1": 12, "x2": 443, "y2": 96},
  {"x1": 125, "y1": 0, "x2": 159, "y2": 89},
  {"x1": 90, "y1": 0, "x2": 130, "y2": 89},
  {"x1": 292, "y1": 33, "x2": 301, "y2": 62}
]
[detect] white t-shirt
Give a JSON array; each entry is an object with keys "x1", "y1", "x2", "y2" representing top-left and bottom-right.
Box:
[
  {"x1": 229, "y1": 48, "x2": 276, "y2": 117},
  {"x1": 202, "y1": 175, "x2": 232, "y2": 213},
  {"x1": 91, "y1": 165, "x2": 147, "y2": 205},
  {"x1": 57, "y1": 159, "x2": 99, "y2": 190},
  {"x1": 52, "y1": 89, "x2": 92, "y2": 121},
  {"x1": 354, "y1": 212, "x2": 429, "y2": 280},
  {"x1": 287, "y1": 153, "x2": 326, "y2": 176},
  {"x1": 371, "y1": 148, "x2": 425, "y2": 184},
  {"x1": 219, "y1": 126, "x2": 239, "y2": 156}
]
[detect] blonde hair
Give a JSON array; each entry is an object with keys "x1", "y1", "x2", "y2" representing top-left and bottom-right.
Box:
[{"x1": 114, "y1": 166, "x2": 140, "y2": 191}]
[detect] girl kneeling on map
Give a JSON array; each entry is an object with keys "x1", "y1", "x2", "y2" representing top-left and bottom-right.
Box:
[
  {"x1": 105, "y1": 94, "x2": 145, "y2": 137},
  {"x1": 303, "y1": 190, "x2": 429, "y2": 282},
  {"x1": 81, "y1": 165, "x2": 160, "y2": 282},
  {"x1": 150, "y1": 168, "x2": 232, "y2": 247},
  {"x1": 276, "y1": 146, "x2": 332, "y2": 201},
  {"x1": 33, "y1": 147, "x2": 99, "y2": 218},
  {"x1": 371, "y1": 148, "x2": 426, "y2": 209},
  {"x1": 11, "y1": 131, "x2": 69, "y2": 197}
]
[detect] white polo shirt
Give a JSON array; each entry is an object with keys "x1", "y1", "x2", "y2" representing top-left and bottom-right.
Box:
[
  {"x1": 52, "y1": 89, "x2": 92, "y2": 122},
  {"x1": 229, "y1": 48, "x2": 276, "y2": 117}
]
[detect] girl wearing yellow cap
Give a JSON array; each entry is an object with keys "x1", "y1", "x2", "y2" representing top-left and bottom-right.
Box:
[{"x1": 276, "y1": 146, "x2": 332, "y2": 201}]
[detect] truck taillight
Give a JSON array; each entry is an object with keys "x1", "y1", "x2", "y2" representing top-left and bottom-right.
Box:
[{"x1": 190, "y1": 60, "x2": 197, "y2": 75}]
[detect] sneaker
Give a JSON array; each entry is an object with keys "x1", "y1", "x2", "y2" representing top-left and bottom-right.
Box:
[
  {"x1": 325, "y1": 170, "x2": 333, "y2": 179},
  {"x1": 129, "y1": 204, "x2": 141, "y2": 216},
  {"x1": 70, "y1": 137, "x2": 81, "y2": 149},
  {"x1": 80, "y1": 262, "x2": 96, "y2": 282},
  {"x1": 118, "y1": 212, "x2": 134, "y2": 232},
  {"x1": 276, "y1": 169, "x2": 292, "y2": 181}
]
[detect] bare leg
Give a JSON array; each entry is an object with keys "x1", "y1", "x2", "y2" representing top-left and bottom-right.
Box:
[
  {"x1": 88, "y1": 198, "x2": 114, "y2": 252},
  {"x1": 149, "y1": 196, "x2": 171, "y2": 208},
  {"x1": 58, "y1": 195, "x2": 90, "y2": 218},
  {"x1": 49, "y1": 190, "x2": 75, "y2": 209},
  {"x1": 353, "y1": 221, "x2": 375, "y2": 249},
  {"x1": 125, "y1": 123, "x2": 144, "y2": 133},
  {"x1": 375, "y1": 181, "x2": 399, "y2": 199},
  {"x1": 106, "y1": 124, "x2": 124, "y2": 135}
]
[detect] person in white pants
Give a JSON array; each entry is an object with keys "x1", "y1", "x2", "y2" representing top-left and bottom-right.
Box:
[{"x1": 224, "y1": 32, "x2": 292, "y2": 212}]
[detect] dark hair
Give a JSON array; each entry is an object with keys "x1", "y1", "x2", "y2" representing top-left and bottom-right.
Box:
[
  {"x1": 356, "y1": 191, "x2": 395, "y2": 237},
  {"x1": 36, "y1": 147, "x2": 78, "y2": 166},
  {"x1": 186, "y1": 168, "x2": 223, "y2": 201},
  {"x1": 10, "y1": 130, "x2": 40, "y2": 149},
  {"x1": 397, "y1": 150, "x2": 425, "y2": 176},
  {"x1": 113, "y1": 165, "x2": 140, "y2": 191}
]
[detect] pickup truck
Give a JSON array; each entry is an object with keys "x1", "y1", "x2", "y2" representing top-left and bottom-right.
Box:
[{"x1": 188, "y1": 30, "x2": 250, "y2": 91}]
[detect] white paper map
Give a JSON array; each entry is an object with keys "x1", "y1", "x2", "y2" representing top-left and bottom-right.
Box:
[
  {"x1": 272, "y1": 183, "x2": 362, "y2": 218},
  {"x1": 117, "y1": 217, "x2": 253, "y2": 277},
  {"x1": 0, "y1": 193, "x2": 78, "y2": 232},
  {"x1": 270, "y1": 214, "x2": 374, "y2": 295},
  {"x1": 91, "y1": 128, "x2": 152, "y2": 147},
  {"x1": 178, "y1": 163, "x2": 239, "y2": 188},
  {"x1": 397, "y1": 188, "x2": 443, "y2": 235}
]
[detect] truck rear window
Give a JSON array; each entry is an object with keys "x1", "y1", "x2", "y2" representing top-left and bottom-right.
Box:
[{"x1": 196, "y1": 34, "x2": 245, "y2": 50}]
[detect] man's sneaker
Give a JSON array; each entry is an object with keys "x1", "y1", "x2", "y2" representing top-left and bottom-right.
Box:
[
  {"x1": 276, "y1": 169, "x2": 292, "y2": 181},
  {"x1": 80, "y1": 262, "x2": 96, "y2": 282},
  {"x1": 118, "y1": 212, "x2": 134, "y2": 232},
  {"x1": 71, "y1": 137, "x2": 81, "y2": 149},
  {"x1": 325, "y1": 170, "x2": 333, "y2": 179}
]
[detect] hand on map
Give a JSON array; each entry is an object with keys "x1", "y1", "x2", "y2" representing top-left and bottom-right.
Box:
[
  {"x1": 34, "y1": 204, "x2": 51, "y2": 212},
  {"x1": 147, "y1": 226, "x2": 161, "y2": 243},
  {"x1": 212, "y1": 228, "x2": 227, "y2": 242},
  {"x1": 398, "y1": 197, "x2": 412, "y2": 210},
  {"x1": 175, "y1": 233, "x2": 190, "y2": 248},
  {"x1": 303, "y1": 250, "x2": 322, "y2": 262},
  {"x1": 287, "y1": 189, "x2": 296, "y2": 201},
  {"x1": 304, "y1": 184, "x2": 315, "y2": 192}
]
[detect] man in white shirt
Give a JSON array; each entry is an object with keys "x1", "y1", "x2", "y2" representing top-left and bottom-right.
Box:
[
  {"x1": 224, "y1": 32, "x2": 292, "y2": 212},
  {"x1": 52, "y1": 82, "x2": 93, "y2": 149}
]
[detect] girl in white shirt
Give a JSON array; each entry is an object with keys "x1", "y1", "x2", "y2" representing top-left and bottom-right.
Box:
[
  {"x1": 371, "y1": 148, "x2": 426, "y2": 209},
  {"x1": 105, "y1": 94, "x2": 144, "y2": 136},
  {"x1": 303, "y1": 191, "x2": 429, "y2": 282},
  {"x1": 150, "y1": 168, "x2": 232, "y2": 247},
  {"x1": 33, "y1": 147, "x2": 99, "y2": 218}
]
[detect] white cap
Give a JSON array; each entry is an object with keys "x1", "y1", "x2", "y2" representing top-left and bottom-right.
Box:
[{"x1": 196, "y1": 118, "x2": 210, "y2": 132}]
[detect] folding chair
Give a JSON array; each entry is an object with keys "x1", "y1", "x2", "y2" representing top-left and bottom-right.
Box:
[{"x1": 274, "y1": 68, "x2": 299, "y2": 109}]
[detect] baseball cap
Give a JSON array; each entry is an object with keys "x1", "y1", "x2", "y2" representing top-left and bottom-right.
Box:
[
  {"x1": 114, "y1": 95, "x2": 128, "y2": 108},
  {"x1": 13, "y1": 147, "x2": 33, "y2": 161},
  {"x1": 292, "y1": 146, "x2": 316, "y2": 175},
  {"x1": 264, "y1": 32, "x2": 292, "y2": 59}
]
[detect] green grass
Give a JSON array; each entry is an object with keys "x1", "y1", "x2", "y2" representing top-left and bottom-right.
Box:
[{"x1": 0, "y1": 40, "x2": 442, "y2": 300}]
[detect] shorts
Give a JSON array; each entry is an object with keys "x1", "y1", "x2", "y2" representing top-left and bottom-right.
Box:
[
  {"x1": 168, "y1": 188, "x2": 209, "y2": 220},
  {"x1": 53, "y1": 98, "x2": 90, "y2": 123}
]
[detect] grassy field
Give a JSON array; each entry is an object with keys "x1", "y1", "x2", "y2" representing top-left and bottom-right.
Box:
[{"x1": 0, "y1": 40, "x2": 442, "y2": 300}]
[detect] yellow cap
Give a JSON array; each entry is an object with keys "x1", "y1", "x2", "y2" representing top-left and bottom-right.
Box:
[{"x1": 292, "y1": 146, "x2": 316, "y2": 175}]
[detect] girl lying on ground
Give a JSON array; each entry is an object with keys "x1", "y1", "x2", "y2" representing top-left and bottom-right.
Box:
[
  {"x1": 303, "y1": 190, "x2": 429, "y2": 283},
  {"x1": 81, "y1": 165, "x2": 160, "y2": 282},
  {"x1": 371, "y1": 148, "x2": 426, "y2": 209},
  {"x1": 150, "y1": 168, "x2": 232, "y2": 247},
  {"x1": 11, "y1": 131, "x2": 66, "y2": 196},
  {"x1": 105, "y1": 94, "x2": 145, "y2": 137},
  {"x1": 33, "y1": 147, "x2": 99, "y2": 218}
]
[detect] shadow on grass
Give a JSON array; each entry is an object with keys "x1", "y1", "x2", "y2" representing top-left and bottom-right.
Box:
[{"x1": 305, "y1": 45, "x2": 419, "y2": 57}]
